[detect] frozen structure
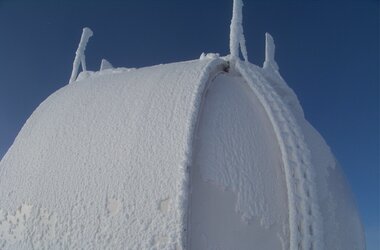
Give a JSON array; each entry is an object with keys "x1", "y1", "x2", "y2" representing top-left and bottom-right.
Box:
[
  {"x1": 69, "y1": 27, "x2": 93, "y2": 83},
  {"x1": 0, "y1": 0, "x2": 365, "y2": 249}
]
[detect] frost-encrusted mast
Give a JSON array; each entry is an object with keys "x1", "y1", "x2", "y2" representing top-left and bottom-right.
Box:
[
  {"x1": 229, "y1": 0, "x2": 248, "y2": 62},
  {"x1": 230, "y1": 1, "x2": 324, "y2": 249},
  {"x1": 263, "y1": 33, "x2": 279, "y2": 71},
  {"x1": 69, "y1": 27, "x2": 93, "y2": 83}
]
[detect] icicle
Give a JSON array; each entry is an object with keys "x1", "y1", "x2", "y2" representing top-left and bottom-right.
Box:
[
  {"x1": 263, "y1": 33, "x2": 279, "y2": 71},
  {"x1": 229, "y1": 0, "x2": 248, "y2": 62},
  {"x1": 100, "y1": 59, "x2": 114, "y2": 70},
  {"x1": 69, "y1": 27, "x2": 93, "y2": 83}
]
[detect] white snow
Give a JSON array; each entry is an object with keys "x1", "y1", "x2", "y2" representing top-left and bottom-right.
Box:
[
  {"x1": 189, "y1": 73, "x2": 289, "y2": 249},
  {"x1": 199, "y1": 53, "x2": 220, "y2": 60},
  {"x1": 237, "y1": 60, "x2": 324, "y2": 249},
  {"x1": 229, "y1": 0, "x2": 248, "y2": 62},
  {"x1": 69, "y1": 27, "x2": 93, "y2": 83},
  {"x1": 0, "y1": 0, "x2": 367, "y2": 247},
  {"x1": 100, "y1": 59, "x2": 114, "y2": 70},
  {"x1": 300, "y1": 122, "x2": 366, "y2": 250},
  {"x1": 0, "y1": 58, "x2": 226, "y2": 249},
  {"x1": 263, "y1": 33, "x2": 279, "y2": 71},
  {"x1": 0, "y1": 203, "x2": 33, "y2": 244},
  {"x1": 107, "y1": 198, "x2": 122, "y2": 216},
  {"x1": 0, "y1": 46, "x2": 365, "y2": 249}
]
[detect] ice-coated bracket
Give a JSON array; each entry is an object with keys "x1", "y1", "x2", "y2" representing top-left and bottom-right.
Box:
[{"x1": 69, "y1": 27, "x2": 93, "y2": 83}]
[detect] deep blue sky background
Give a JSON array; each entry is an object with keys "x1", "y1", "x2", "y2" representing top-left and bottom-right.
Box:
[{"x1": 0, "y1": 0, "x2": 378, "y2": 248}]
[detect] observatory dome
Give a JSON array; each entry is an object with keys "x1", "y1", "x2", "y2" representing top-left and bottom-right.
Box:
[
  {"x1": 0, "y1": 55, "x2": 364, "y2": 249},
  {"x1": 0, "y1": 0, "x2": 365, "y2": 246}
]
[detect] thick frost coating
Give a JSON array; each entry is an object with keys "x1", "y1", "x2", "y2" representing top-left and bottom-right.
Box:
[
  {"x1": 188, "y1": 61, "x2": 365, "y2": 249},
  {"x1": 229, "y1": 0, "x2": 248, "y2": 62},
  {"x1": 0, "y1": 56, "x2": 365, "y2": 249},
  {"x1": 237, "y1": 61, "x2": 324, "y2": 250},
  {"x1": 0, "y1": 58, "x2": 225, "y2": 249},
  {"x1": 69, "y1": 27, "x2": 93, "y2": 83},
  {"x1": 100, "y1": 59, "x2": 114, "y2": 70},
  {"x1": 263, "y1": 33, "x2": 279, "y2": 71},
  {"x1": 189, "y1": 74, "x2": 289, "y2": 249},
  {"x1": 300, "y1": 122, "x2": 366, "y2": 250}
]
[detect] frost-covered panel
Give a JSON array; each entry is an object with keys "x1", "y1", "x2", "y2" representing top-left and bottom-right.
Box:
[
  {"x1": 300, "y1": 121, "x2": 366, "y2": 250},
  {"x1": 189, "y1": 74, "x2": 289, "y2": 249},
  {"x1": 261, "y1": 53, "x2": 365, "y2": 249},
  {"x1": 240, "y1": 61, "x2": 330, "y2": 249},
  {"x1": 0, "y1": 59, "x2": 225, "y2": 249}
]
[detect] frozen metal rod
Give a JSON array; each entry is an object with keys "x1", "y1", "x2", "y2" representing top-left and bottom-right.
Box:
[
  {"x1": 229, "y1": 0, "x2": 248, "y2": 62},
  {"x1": 263, "y1": 33, "x2": 279, "y2": 71},
  {"x1": 69, "y1": 27, "x2": 93, "y2": 83}
]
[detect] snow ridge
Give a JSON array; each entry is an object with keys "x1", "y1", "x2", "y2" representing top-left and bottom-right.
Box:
[
  {"x1": 229, "y1": 0, "x2": 248, "y2": 62},
  {"x1": 184, "y1": 57, "x2": 228, "y2": 249},
  {"x1": 236, "y1": 61, "x2": 323, "y2": 250}
]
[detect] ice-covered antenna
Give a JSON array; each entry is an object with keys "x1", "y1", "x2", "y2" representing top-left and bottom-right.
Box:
[
  {"x1": 263, "y1": 33, "x2": 279, "y2": 71},
  {"x1": 69, "y1": 27, "x2": 93, "y2": 83},
  {"x1": 229, "y1": 0, "x2": 248, "y2": 62}
]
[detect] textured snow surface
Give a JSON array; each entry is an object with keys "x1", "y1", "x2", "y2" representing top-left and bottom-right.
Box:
[
  {"x1": 300, "y1": 122, "x2": 366, "y2": 250},
  {"x1": 237, "y1": 61, "x2": 324, "y2": 249},
  {"x1": 189, "y1": 74, "x2": 289, "y2": 249},
  {"x1": 0, "y1": 58, "x2": 225, "y2": 249},
  {"x1": 0, "y1": 56, "x2": 364, "y2": 249}
]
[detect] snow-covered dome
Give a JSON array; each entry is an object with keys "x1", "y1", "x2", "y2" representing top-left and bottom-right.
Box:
[
  {"x1": 0, "y1": 55, "x2": 365, "y2": 249},
  {"x1": 0, "y1": 1, "x2": 364, "y2": 249}
]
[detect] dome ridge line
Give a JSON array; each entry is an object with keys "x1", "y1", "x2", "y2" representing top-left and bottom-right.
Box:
[
  {"x1": 236, "y1": 60, "x2": 324, "y2": 250},
  {"x1": 183, "y1": 57, "x2": 229, "y2": 249}
]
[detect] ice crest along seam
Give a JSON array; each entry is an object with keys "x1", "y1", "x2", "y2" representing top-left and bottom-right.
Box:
[
  {"x1": 236, "y1": 60, "x2": 323, "y2": 250},
  {"x1": 183, "y1": 57, "x2": 229, "y2": 250}
]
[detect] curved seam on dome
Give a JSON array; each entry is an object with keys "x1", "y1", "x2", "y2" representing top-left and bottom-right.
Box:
[
  {"x1": 235, "y1": 61, "x2": 323, "y2": 250},
  {"x1": 182, "y1": 58, "x2": 228, "y2": 249}
]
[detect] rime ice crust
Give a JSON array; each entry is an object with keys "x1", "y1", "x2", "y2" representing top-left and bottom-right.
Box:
[
  {"x1": 263, "y1": 33, "x2": 279, "y2": 72},
  {"x1": 229, "y1": 0, "x2": 248, "y2": 62},
  {"x1": 0, "y1": 0, "x2": 365, "y2": 247},
  {"x1": 0, "y1": 59, "x2": 224, "y2": 249},
  {"x1": 69, "y1": 27, "x2": 93, "y2": 83},
  {"x1": 0, "y1": 57, "x2": 364, "y2": 249},
  {"x1": 100, "y1": 59, "x2": 114, "y2": 71},
  {"x1": 190, "y1": 74, "x2": 289, "y2": 249}
]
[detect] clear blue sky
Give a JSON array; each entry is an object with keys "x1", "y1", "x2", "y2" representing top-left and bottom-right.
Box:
[{"x1": 0, "y1": 0, "x2": 378, "y2": 248}]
